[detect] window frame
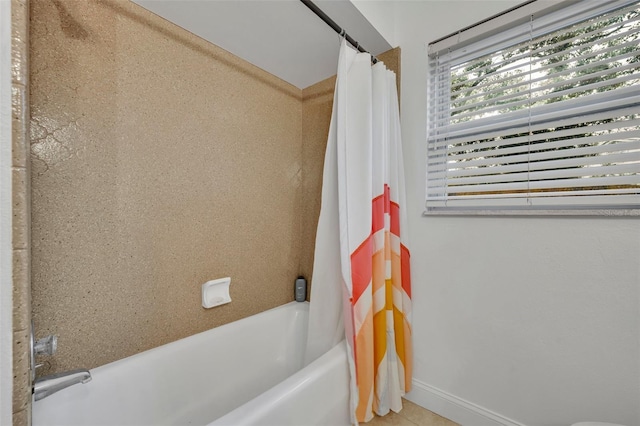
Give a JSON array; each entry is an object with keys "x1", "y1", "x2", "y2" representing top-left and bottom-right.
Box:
[{"x1": 424, "y1": 0, "x2": 640, "y2": 216}]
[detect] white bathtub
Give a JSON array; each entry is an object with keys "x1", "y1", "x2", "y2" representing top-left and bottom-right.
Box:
[{"x1": 32, "y1": 302, "x2": 350, "y2": 426}]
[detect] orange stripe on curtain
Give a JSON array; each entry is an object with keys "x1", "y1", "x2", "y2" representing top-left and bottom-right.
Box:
[{"x1": 355, "y1": 307, "x2": 374, "y2": 421}]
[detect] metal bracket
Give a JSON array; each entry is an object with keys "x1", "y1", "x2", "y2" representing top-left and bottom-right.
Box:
[{"x1": 34, "y1": 334, "x2": 57, "y2": 356}]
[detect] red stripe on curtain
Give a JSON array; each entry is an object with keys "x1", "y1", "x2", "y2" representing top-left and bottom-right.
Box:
[
  {"x1": 384, "y1": 184, "x2": 391, "y2": 214},
  {"x1": 390, "y1": 201, "x2": 400, "y2": 236},
  {"x1": 372, "y1": 194, "x2": 385, "y2": 233},
  {"x1": 400, "y1": 244, "x2": 411, "y2": 298},
  {"x1": 351, "y1": 236, "x2": 372, "y2": 304}
]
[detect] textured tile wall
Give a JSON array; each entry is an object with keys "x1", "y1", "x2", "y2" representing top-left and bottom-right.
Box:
[
  {"x1": 300, "y1": 77, "x2": 335, "y2": 285},
  {"x1": 299, "y1": 47, "x2": 401, "y2": 283},
  {"x1": 30, "y1": 0, "x2": 303, "y2": 375},
  {"x1": 11, "y1": 0, "x2": 31, "y2": 423}
]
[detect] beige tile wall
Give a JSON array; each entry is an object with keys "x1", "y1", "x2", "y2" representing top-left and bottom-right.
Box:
[
  {"x1": 30, "y1": 0, "x2": 303, "y2": 375},
  {"x1": 11, "y1": 0, "x2": 31, "y2": 423},
  {"x1": 28, "y1": 0, "x2": 401, "y2": 383},
  {"x1": 300, "y1": 77, "x2": 335, "y2": 283}
]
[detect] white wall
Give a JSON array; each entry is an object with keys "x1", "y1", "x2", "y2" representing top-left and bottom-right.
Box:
[
  {"x1": 0, "y1": 0, "x2": 13, "y2": 423},
  {"x1": 351, "y1": 0, "x2": 397, "y2": 47},
  {"x1": 357, "y1": 2, "x2": 640, "y2": 425}
]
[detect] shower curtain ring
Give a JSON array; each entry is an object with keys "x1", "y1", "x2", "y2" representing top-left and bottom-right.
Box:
[{"x1": 339, "y1": 29, "x2": 346, "y2": 39}]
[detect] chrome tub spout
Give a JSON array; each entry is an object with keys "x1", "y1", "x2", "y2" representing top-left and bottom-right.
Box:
[{"x1": 33, "y1": 369, "x2": 92, "y2": 401}]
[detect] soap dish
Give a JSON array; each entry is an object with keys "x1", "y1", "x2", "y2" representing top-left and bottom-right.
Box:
[{"x1": 202, "y1": 277, "x2": 231, "y2": 308}]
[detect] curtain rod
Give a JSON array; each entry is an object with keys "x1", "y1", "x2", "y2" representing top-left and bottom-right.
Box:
[{"x1": 299, "y1": 0, "x2": 379, "y2": 64}]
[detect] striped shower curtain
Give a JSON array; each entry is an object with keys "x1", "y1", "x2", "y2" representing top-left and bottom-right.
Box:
[{"x1": 306, "y1": 39, "x2": 412, "y2": 425}]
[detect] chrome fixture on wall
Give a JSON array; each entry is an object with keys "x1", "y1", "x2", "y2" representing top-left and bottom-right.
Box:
[
  {"x1": 33, "y1": 369, "x2": 92, "y2": 401},
  {"x1": 30, "y1": 325, "x2": 92, "y2": 401}
]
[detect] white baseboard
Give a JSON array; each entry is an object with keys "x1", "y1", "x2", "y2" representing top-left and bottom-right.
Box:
[{"x1": 405, "y1": 379, "x2": 526, "y2": 426}]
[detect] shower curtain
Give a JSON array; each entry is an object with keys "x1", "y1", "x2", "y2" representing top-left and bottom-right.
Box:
[{"x1": 305, "y1": 39, "x2": 412, "y2": 424}]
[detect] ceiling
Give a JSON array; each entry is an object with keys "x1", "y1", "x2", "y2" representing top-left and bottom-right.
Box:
[{"x1": 132, "y1": 0, "x2": 392, "y2": 89}]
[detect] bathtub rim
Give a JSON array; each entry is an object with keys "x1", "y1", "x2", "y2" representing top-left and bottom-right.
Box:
[
  {"x1": 209, "y1": 339, "x2": 349, "y2": 426},
  {"x1": 84, "y1": 300, "x2": 309, "y2": 376}
]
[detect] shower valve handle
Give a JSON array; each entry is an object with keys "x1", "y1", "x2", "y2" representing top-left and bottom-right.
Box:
[{"x1": 34, "y1": 335, "x2": 57, "y2": 356}]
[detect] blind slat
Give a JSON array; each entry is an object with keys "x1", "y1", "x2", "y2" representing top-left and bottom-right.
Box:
[
  {"x1": 440, "y1": 138, "x2": 640, "y2": 170},
  {"x1": 431, "y1": 188, "x2": 640, "y2": 199},
  {"x1": 432, "y1": 163, "x2": 640, "y2": 186},
  {"x1": 449, "y1": 61, "x2": 640, "y2": 116},
  {"x1": 448, "y1": 36, "x2": 640, "y2": 97},
  {"x1": 447, "y1": 14, "x2": 640, "y2": 85},
  {"x1": 445, "y1": 73, "x2": 639, "y2": 124},
  {"x1": 430, "y1": 109, "x2": 640, "y2": 149},
  {"x1": 427, "y1": 175, "x2": 639, "y2": 195},
  {"x1": 426, "y1": 194, "x2": 639, "y2": 210},
  {"x1": 441, "y1": 1, "x2": 640, "y2": 64},
  {"x1": 434, "y1": 128, "x2": 640, "y2": 163},
  {"x1": 433, "y1": 87, "x2": 640, "y2": 141}
]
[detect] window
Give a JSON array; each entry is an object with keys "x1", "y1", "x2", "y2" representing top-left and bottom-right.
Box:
[{"x1": 426, "y1": 0, "x2": 640, "y2": 214}]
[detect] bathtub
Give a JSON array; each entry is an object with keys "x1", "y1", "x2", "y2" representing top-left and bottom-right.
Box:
[{"x1": 32, "y1": 301, "x2": 350, "y2": 426}]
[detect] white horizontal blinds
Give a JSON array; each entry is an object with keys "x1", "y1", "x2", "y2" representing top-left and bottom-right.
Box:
[{"x1": 426, "y1": 0, "x2": 640, "y2": 210}]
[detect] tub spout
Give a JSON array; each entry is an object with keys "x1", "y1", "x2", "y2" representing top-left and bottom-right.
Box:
[{"x1": 33, "y1": 369, "x2": 92, "y2": 401}]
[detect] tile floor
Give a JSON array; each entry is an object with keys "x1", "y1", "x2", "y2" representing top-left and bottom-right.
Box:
[{"x1": 366, "y1": 399, "x2": 459, "y2": 426}]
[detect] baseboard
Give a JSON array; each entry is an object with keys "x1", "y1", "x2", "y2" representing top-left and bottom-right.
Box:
[{"x1": 405, "y1": 379, "x2": 527, "y2": 426}]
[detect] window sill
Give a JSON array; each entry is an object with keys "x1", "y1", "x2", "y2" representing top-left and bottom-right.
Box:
[{"x1": 422, "y1": 208, "x2": 640, "y2": 217}]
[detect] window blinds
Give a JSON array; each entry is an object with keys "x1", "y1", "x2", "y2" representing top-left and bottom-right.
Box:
[{"x1": 426, "y1": 0, "x2": 640, "y2": 212}]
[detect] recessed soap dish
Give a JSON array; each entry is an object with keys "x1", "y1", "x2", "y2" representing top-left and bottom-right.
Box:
[{"x1": 202, "y1": 277, "x2": 231, "y2": 308}]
